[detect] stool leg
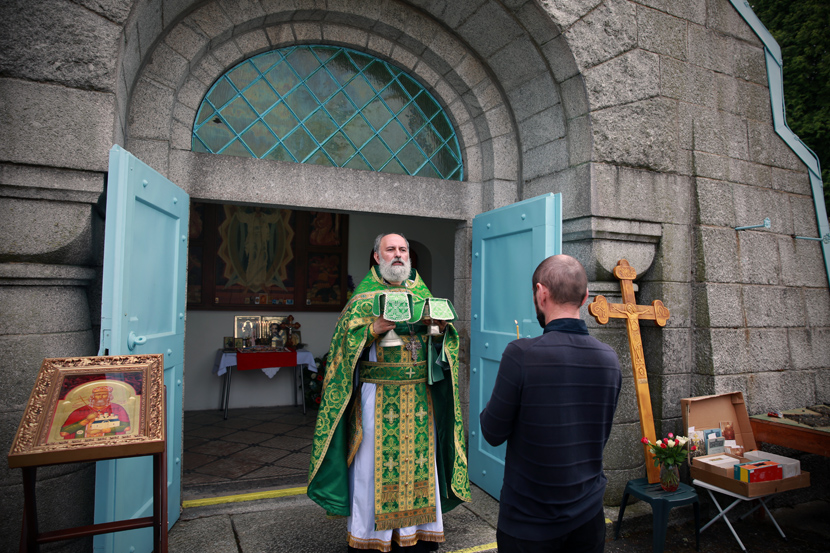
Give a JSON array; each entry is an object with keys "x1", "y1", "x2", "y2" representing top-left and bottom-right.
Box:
[
  {"x1": 614, "y1": 491, "x2": 630, "y2": 540},
  {"x1": 694, "y1": 500, "x2": 700, "y2": 551},
  {"x1": 652, "y1": 503, "x2": 669, "y2": 553}
]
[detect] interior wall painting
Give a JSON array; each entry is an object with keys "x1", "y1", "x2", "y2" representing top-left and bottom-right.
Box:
[{"x1": 187, "y1": 203, "x2": 348, "y2": 312}]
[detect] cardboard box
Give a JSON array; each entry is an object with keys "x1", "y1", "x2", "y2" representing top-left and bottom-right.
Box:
[
  {"x1": 744, "y1": 450, "x2": 801, "y2": 479},
  {"x1": 682, "y1": 392, "x2": 810, "y2": 497}
]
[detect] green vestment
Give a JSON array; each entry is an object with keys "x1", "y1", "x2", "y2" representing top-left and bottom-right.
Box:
[{"x1": 308, "y1": 267, "x2": 470, "y2": 528}]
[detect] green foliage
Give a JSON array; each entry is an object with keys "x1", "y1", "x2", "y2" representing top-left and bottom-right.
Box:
[{"x1": 752, "y1": 0, "x2": 830, "y2": 211}]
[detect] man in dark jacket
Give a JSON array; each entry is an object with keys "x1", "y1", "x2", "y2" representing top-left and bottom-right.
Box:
[{"x1": 480, "y1": 254, "x2": 621, "y2": 553}]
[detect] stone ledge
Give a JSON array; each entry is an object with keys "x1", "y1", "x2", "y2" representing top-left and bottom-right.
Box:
[{"x1": 0, "y1": 263, "x2": 97, "y2": 286}]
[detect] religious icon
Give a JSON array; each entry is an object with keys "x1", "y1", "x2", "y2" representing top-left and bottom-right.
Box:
[
  {"x1": 306, "y1": 254, "x2": 341, "y2": 305},
  {"x1": 9, "y1": 355, "x2": 165, "y2": 468},
  {"x1": 309, "y1": 212, "x2": 341, "y2": 246},
  {"x1": 223, "y1": 336, "x2": 235, "y2": 350},
  {"x1": 720, "y1": 420, "x2": 735, "y2": 440},
  {"x1": 234, "y1": 315, "x2": 261, "y2": 339}
]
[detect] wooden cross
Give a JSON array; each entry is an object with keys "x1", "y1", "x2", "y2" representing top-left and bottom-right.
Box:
[
  {"x1": 588, "y1": 259, "x2": 670, "y2": 484},
  {"x1": 278, "y1": 315, "x2": 301, "y2": 334}
]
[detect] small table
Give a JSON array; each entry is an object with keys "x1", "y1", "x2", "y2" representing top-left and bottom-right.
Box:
[
  {"x1": 693, "y1": 478, "x2": 786, "y2": 552},
  {"x1": 750, "y1": 410, "x2": 830, "y2": 457},
  {"x1": 213, "y1": 349, "x2": 317, "y2": 419}
]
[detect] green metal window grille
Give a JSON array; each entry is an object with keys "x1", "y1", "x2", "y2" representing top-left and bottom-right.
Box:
[{"x1": 192, "y1": 45, "x2": 463, "y2": 180}]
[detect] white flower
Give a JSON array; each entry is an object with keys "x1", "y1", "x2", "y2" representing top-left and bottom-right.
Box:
[{"x1": 667, "y1": 439, "x2": 676, "y2": 447}]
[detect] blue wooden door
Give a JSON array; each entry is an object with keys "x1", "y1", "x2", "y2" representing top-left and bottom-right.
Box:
[
  {"x1": 95, "y1": 145, "x2": 188, "y2": 552},
  {"x1": 469, "y1": 193, "x2": 561, "y2": 499}
]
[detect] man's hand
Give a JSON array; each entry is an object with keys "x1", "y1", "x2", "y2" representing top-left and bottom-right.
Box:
[{"x1": 372, "y1": 316, "x2": 396, "y2": 335}]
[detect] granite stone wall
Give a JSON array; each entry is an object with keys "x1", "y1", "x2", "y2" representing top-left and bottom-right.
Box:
[{"x1": 0, "y1": 1, "x2": 828, "y2": 549}]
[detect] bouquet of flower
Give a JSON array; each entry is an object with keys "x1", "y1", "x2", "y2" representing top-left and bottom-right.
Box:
[{"x1": 641, "y1": 433, "x2": 695, "y2": 467}]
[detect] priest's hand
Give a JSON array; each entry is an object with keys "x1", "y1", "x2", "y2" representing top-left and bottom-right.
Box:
[{"x1": 372, "y1": 316, "x2": 396, "y2": 336}]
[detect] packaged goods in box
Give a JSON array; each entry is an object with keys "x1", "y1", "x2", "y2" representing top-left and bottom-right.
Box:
[
  {"x1": 744, "y1": 450, "x2": 800, "y2": 479},
  {"x1": 734, "y1": 461, "x2": 782, "y2": 483}
]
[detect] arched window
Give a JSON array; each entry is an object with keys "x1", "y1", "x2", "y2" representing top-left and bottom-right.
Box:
[{"x1": 193, "y1": 45, "x2": 463, "y2": 180}]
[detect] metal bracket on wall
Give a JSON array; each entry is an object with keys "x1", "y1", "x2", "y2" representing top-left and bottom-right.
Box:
[
  {"x1": 735, "y1": 218, "x2": 771, "y2": 231},
  {"x1": 794, "y1": 233, "x2": 830, "y2": 244}
]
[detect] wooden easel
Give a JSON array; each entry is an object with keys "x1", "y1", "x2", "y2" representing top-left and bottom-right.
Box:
[{"x1": 589, "y1": 260, "x2": 670, "y2": 483}]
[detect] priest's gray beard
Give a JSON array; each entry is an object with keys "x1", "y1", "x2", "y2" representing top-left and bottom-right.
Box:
[{"x1": 378, "y1": 256, "x2": 411, "y2": 283}]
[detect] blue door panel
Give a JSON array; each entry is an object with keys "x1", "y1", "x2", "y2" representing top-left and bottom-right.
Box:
[
  {"x1": 95, "y1": 145, "x2": 188, "y2": 553},
  {"x1": 469, "y1": 193, "x2": 561, "y2": 500}
]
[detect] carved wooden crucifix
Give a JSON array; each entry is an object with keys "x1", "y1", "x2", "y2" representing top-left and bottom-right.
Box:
[{"x1": 588, "y1": 259, "x2": 670, "y2": 484}]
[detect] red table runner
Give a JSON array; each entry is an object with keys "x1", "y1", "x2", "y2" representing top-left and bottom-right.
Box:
[{"x1": 236, "y1": 349, "x2": 297, "y2": 371}]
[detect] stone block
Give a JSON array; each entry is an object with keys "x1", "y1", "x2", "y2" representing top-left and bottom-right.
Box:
[
  {"x1": 189, "y1": 2, "x2": 234, "y2": 41},
  {"x1": 487, "y1": 179, "x2": 520, "y2": 210},
  {"x1": 805, "y1": 289, "x2": 830, "y2": 327},
  {"x1": 473, "y1": 80, "x2": 506, "y2": 114},
  {"x1": 144, "y1": 42, "x2": 189, "y2": 90},
  {"x1": 701, "y1": 329, "x2": 750, "y2": 375},
  {"x1": 732, "y1": 183, "x2": 793, "y2": 235},
  {"x1": 173, "y1": 100, "x2": 196, "y2": 129},
  {"x1": 210, "y1": 35, "x2": 244, "y2": 68},
  {"x1": 584, "y1": 49, "x2": 660, "y2": 111},
  {"x1": 738, "y1": 231, "x2": 780, "y2": 285},
  {"x1": 691, "y1": 372, "x2": 715, "y2": 397},
  {"x1": 638, "y1": 6, "x2": 687, "y2": 59},
  {"x1": 220, "y1": 0, "x2": 265, "y2": 27},
  {"x1": 0, "y1": 0, "x2": 120, "y2": 92},
  {"x1": 746, "y1": 370, "x2": 817, "y2": 415},
  {"x1": 641, "y1": 326, "x2": 692, "y2": 376},
  {"x1": 540, "y1": 34, "x2": 580, "y2": 83},
  {"x1": 749, "y1": 328, "x2": 792, "y2": 372},
  {"x1": 646, "y1": 223, "x2": 692, "y2": 283},
  {"x1": 713, "y1": 373, "x2": 749, "y2": 399},
  {"x1": 638, "y1": 280, "x2": 691, "y2": 328},
  {"x1": 0, "y1": 331, "x2": 95, "y2": 410},
  {"x1": 695, "y1": 177, "x2": 735, "y2": 226},
  {"x1": 519, "y1": 107, "x2": 565, "y2": 151},
  {"x1": 567, "y1": 114, "x2": 591, "y2": 167},
  {"x1": 694, "y1": 227, "x2": 740, "y2": 283},
  {"x1": 563, "y1": 0, "x2": 637, "y2": 69},
  {"x1": 234, "y1": 29, "x2": 270, "y2": 57},
  {"x1": 171, "y1": 119, "x2": 193, "y2": 152},
  {"x1": 778, "y1": 236, "x2": 826, "y2": 288},
  {"x1": 693, "y1": 283, "x2": 744, "y2": 328},
  {"x1": 457, "y1": 2, "x2": 523, "y2": 59},
  {"x1": 772, "y1": 167, "x2": 811, "y2": 195},
  {"x1": 816, "y1": 368, "x2": 830, "y2": 404},
  {"x1": 0, "y1": 285, "x2": 92, "y2": 336},
  {"x1": 453, "y1": 53, "x2": 488, "y2": 91},
  {"x1": 789, "y1": 328, "x2": 830, "y2": 371},
  {"x1": 128, "y1": 78, "x2": 175, "y2": 141},
  {"x1": 591, "y1": 164, "x2": 690, "y2": 224},
  {"x1": 324, "y1": 24, "x2": 370, "y2": 52},
  {"x1": 679, "y1": 103, "x2": 748, "y2": 161},
  {"x1": 524, "y1": 164, "x2": 591, "y2": 219},
  {"x1": 592, "y1": 97, "x2": 679, "y2": 174},
  {"x1": 536, "y1": 0, "x2": 602, "y2": 30},
  {"x1": 652, "y1": 373, "x2": 691, "y2": 420},
  {"x1": 191, "y1": 49, "x2": 225, "y2": 87},
  {"x1": 165, "y1": 20, "x2": 210, "y2": 61},
  {"x1": 126, "y1": 138, "x2": 170, "y2": 176},
  {"x1": 560, "y1": 75, "x2": 589, "y2": 120},
  {"x1": 706, "y1": 0, "x2": 762, "y2": 46},
  {"x1": 506, "y1": 74, "x2": 559, "y2": 124},
  {"x1": 790, "y1": 195, "x2": 821, "y2": 238},
  {"x1": 0, "y1": 79, "x2": 114, "y2": 172},
  {"x1": 522, "y1": 138, "x2": 567, "y2": 181},
  {"x1": 732, "y1": 40, "x2": 768, "y2": 86},
  {"x1": 265, "y1": 23, "x2": 295, "y2": 48},
  {"x1": 486, "y1": 37, "x2": 545, "y2": 91},
  {"x1": 0, "y1": 164, "x2": 104, "y2": 204},
  {"x1": 613, "y1": 375, "x2": 641, "y2": 426},
  {"x1": 635, "y1": 0, "x2": 706, "y2": 24},
  {"x1": 660, "y1": 56, "x2": 715, "y2": 107},
  {"x1": 736, "y1": 79, "x2": 772, "y2": 124},
  {"x1": 514, "y1": 2, "x2": 560, "y2": 45},
  {"x1": 0, "y1": 199, "x2": 97, "y2": 264},
  {"x1": 604, "y1": 420, "x2": 646, "y2": 470},
  {"x1": 747, "y1": 120, "x2": 807, "y2": 172},
  {"x1": 687, "y1": 24, "x2": 732, "y2": 74},
  {"x1": 743, "y1": 285, "x2": 806, "y2": 328}
]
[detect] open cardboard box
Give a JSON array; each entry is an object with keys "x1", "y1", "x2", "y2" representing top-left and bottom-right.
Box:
[{"x1": 681, "y1": 392, "x2": 810, "y2": 497}]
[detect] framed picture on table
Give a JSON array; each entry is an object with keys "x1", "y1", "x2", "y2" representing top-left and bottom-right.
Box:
[
  {"x1": 234, "y1": 316, "x2": 261, "y2": 339},
  {"x1": 261, "y1": 316, "x2": 287, "y2": 342},
  {"x1": 9, "y1": 354, "x2": 165, "y2": 468}
]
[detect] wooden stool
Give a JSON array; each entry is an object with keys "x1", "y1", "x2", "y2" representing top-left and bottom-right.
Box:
[{"x1": 615, "y1": 477, "x2": 700, "y2": 553}]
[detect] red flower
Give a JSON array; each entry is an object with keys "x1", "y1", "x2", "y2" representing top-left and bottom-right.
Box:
[
  {"x1": 690, "y1": 445, "x2": 697, "y2": 451},
  {"x1": 314, "y1": 396, "x2": 322, "y2": 403},
  {"x1": 641, "y1": 437, "x2": 650, "y2": 444},
  {"x1": 667, "y1": 432, "x2": 674, "y2": 438},
  {"x1": 661, "y1": 443, "x2": 667, "y2": 449}
]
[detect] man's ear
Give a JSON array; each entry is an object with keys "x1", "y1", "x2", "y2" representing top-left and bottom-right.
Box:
[
  {"x1": 373, "y1": 252, "x2": 380, "y2": 265},
  {"x1": 580, "y1": 288, "x2": 589, "y2": 307}
]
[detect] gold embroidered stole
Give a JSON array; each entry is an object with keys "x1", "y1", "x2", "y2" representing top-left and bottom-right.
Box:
[{"x1": 359, "y1": 333, "x2": 436, "y2": 531}]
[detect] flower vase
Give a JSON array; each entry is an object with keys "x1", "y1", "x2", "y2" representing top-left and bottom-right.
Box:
[{"x1": 659, "y1": 463, "x2": 680, "y2": 492}]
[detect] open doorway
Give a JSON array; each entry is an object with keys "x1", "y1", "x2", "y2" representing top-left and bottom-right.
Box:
[{"x1": 181, "y1": 203, "x2": 459, "y2": 498}]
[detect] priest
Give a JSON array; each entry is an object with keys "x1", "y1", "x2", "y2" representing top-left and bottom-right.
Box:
[{"x1": 308, "y1": 232, "x2": 470, "y2": 552}]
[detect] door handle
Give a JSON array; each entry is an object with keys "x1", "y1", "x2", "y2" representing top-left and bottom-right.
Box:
[{"x1": 128, "y1": 331, "x2": 147, "y2": 351}]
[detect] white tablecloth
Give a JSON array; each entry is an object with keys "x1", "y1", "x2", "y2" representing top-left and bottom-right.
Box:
[{"x1": 213, "y1": 349, "x2": 317, "y2": 379}]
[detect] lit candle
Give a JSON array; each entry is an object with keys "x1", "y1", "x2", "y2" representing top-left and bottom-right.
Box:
[{"x1": 515, "y1": 320, "x2": 520, "y2": 339}]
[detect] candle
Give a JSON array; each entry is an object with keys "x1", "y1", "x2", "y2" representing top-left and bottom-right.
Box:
[{"x1": 515, "y1": 320, "x2": 520, "y2": 339}]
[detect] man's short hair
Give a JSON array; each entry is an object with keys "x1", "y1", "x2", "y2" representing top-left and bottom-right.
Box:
[
  {"x1": 373, "y1": 233, "x2": 409, "y2": 255},
  {"x1": 532, "y1": 255, "x2": 588, "y2": 307}
]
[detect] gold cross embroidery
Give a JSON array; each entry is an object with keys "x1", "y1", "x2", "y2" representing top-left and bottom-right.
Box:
[
  {"x1": 383, "y1": 456, "x2": 397, "y2": 473},
  {"x1": 415, "y1": 453, "x2": 428, "y2": 468},
  {"x1": 405, "y1": 366, "x2": 416, "y2": 378},
  {"x1": 415, "y1": 406, "x2": 427, "y2": 422},
  {"x1": 384, "y1": 408, "x2": 399, "y2": 424}
]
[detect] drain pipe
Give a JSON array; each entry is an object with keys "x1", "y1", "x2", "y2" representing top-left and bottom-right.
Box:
[{"x1": 729, "y1": 0, "x2": 830, "y2": 289}]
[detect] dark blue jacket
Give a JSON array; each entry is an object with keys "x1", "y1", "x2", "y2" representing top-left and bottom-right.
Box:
[{"x1": 480, "y1": 318, "x2": 621, "y2": 540}]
